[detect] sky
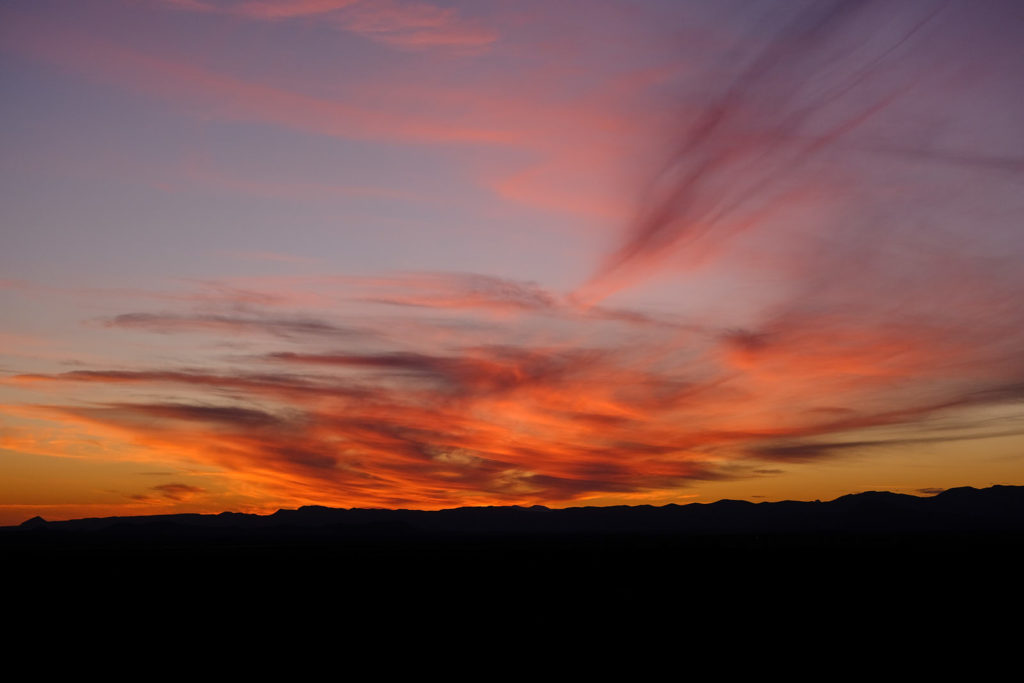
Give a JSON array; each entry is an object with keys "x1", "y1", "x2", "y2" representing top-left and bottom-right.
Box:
[{"x1": 2, "y1": 0, "x2": 1023, "y2": 524}]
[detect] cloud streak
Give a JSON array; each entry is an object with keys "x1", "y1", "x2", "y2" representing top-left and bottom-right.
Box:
[
  {"x1": 12, "y1": 259, "x2": 1024, "y2": 509},
  {"x1": 579, "y1": 0, "x2": 961, "y2": 300},
  {"x1": 1, "y1": 12, "x2": 512, "y2": 144},
  {"x1": 163, "y1": 0, "x2": 497, "y2": 51},
  {"x1": 103, "y1": 312, "x2": 368, "y2": 339},
  {"x1": 148, "y1": 482, "x2": 206, "y2": 501}
]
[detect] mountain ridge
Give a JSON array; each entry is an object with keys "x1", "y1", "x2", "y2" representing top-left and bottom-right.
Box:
[{"x1": 7, "y1": 484, "x2": 1024, "y2": 537}]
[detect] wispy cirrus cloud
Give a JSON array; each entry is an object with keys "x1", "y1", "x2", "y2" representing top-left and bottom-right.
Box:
[
  {"x1": 11, "y1": 259, "x2": 1024, "y2": 510},
  {"x1": 0, "y1": 13, "x2": 512, "y2": 145},
  {"x1": 577, "y1": 0, "x2": 1024, "y2": 302},
  {"x1": 163, "y1": 0, "x2": 497, "y2": 51},
  {"x1": 102, "y1": 312, "x2": 368, "y2": 339},
  {"x1": 351, "y1": 272, "x2": 558, "y2": 312},
  {"x1": 1, "y1": 1, "x2": 683, "y2": 225},
  {"x1": 337, "y1": 272, "x2": 691, "y2": 329}
]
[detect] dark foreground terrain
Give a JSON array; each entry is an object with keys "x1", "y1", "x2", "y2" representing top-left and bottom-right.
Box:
[{"x1": 4, "y1": 485, "x2": 1023, "y2": 616}]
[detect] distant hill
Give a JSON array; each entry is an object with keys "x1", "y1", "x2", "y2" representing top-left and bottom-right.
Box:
[
  {"x1": 5, "y1": 485, "x2": 1023, "y2": 616},
  {"x1": 6, "y1": 484, "x2": 1024, "y2": 539}
]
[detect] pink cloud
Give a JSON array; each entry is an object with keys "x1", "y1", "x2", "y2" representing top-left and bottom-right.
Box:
[
  {"x1": 162, "y1": 0, "x2": 496, "y2": 51},
  {"x1": 232, "y1": 1, "x2": 360, "y2": 19},
  {"x1": 333, "y1": 1, "x2": 497, "y2": 50},
  {"x1": 1, "y1": 14, "x2": 515, "y2": 145},
  {"x1": 2, "y1": 5, "x2": 673, "y2": 224}
]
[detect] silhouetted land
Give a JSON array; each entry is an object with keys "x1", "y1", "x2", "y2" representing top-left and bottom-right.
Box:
[{"x1": 5, "y1": 486, "x2": 1023, "y2": 615}]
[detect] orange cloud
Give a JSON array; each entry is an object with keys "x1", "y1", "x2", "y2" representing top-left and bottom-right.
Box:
[{"x1": 12, "y1": 269, "x2": 1024, "y2": 514}]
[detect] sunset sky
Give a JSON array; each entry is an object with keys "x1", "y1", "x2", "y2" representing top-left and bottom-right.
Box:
[{"x1": 2, "y1": 0, "x2": 1023, "y2": 525}]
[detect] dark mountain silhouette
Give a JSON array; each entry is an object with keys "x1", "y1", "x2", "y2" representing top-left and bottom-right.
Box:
[
  {"x1": 6, "y1": 484, "x2": 1024, "y2": 538},
  {"x1": 5, "y1": 485, "x2": 1022, "y2": 619},
  {"x1": 19, "y1": 515, "x2": 47, "y2": 529}
]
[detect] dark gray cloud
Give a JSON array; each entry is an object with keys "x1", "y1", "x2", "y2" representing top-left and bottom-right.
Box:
[
  {"x1": 151, "y1": 483, "x2": 206, "y2": 501},
  {"x1": 104, "y1": 312, "x2": 366, "y2": 339}
]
